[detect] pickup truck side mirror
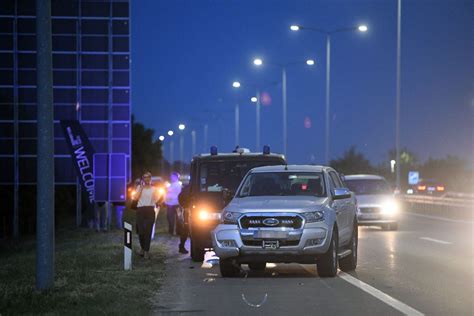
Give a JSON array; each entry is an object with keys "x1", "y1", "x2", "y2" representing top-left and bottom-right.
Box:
[
  {"x1": 222, "y1": 188, "x2": 234, "y2": 205},
  {"x1": 332, "y1": 188, "x2": 351, "y2": 200}
]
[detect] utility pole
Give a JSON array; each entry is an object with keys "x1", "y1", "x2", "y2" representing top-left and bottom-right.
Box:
[
  {"x1": 36, "y1": 0, "x2": 55, "y2": 290},
  {"x1": 395, "y1": 0, "x2": 402, "y2": 191}
]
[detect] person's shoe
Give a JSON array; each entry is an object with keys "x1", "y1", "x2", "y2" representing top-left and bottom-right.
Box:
[
  {"x1": 144, "y1": 251, "x2": 150, "y2": 259},
  {"x1": 179, "y1": 246, "x2": 189, "y2": 254},
  {"x1": 137, "y1": 249, "x2": 145, "y2": 257}
]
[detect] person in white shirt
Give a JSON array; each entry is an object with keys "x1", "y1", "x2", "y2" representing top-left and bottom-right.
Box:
[
  {"x1": 134, "y1": 172, "x2": 160, "y2": 259},
  {"x1": 165, "y1": 172, "x2": 188, "y2": 253}
]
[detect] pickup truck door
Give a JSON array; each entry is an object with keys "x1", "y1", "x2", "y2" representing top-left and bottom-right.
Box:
[{"x1": 328, "y1": 171, "x2": 351, "y2": 245}]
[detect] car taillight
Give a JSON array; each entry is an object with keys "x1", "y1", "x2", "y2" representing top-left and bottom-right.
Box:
[
  {"x1": 436, "y1": 186, "x2": 445, "y2": 191},
  {"x1": 418, "y1": 185, "x2": 426, "y2": 191}
]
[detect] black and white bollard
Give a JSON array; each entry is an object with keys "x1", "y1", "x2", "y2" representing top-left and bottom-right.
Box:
[{"x1": 124, "y1": 222, "x2": 132, "y2": 270}]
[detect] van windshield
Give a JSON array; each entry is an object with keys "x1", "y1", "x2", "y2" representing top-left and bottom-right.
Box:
[
  {"x1": 198, "y1": 160, "x2": 283, "y2": 192},
  {"x1": 345, "y1": 179, "x2": 392, "y2": 195}
]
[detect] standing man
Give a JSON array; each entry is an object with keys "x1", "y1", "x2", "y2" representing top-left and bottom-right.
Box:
[{"x1": 165, "y1": 172, "x2": 188, "y2": 253}]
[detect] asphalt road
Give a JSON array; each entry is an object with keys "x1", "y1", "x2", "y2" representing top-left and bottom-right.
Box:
[{"x1": 153, "y1": 212, "x2": 474, "y2": 315}]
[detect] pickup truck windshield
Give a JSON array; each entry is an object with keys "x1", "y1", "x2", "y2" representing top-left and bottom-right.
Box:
[
  {"x1": 198, "y1": 160, "x2": 284, "y2": 192},
  {"x1": 345, "y1": 179, "x2": 392, "y2": 195},
  {"x1": 238, "y1": 172, "x2": 326, "y2": 197}
]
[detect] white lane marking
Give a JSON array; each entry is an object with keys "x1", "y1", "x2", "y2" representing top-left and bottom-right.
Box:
[
  {"x1": 419, "y1": 237, "x2": 452, "y2": 245},
  {"x1": 338, "y1": 272, "x2": 424, "y2": 316},
  {"x1": 405, "y1": 212, "x2": 474, "y2": 224}
]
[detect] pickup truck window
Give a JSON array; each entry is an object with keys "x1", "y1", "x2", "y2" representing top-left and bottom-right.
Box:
[{"x1": 238, "y1": 172, "x2": 326, "y2": 197}]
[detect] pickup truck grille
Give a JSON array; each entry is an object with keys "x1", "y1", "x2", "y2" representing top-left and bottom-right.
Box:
[
  {"x1": 242, "y1": 240, "x2": 300, "y2": 247},
  {"x1": 360, "y1": 207, "x2": 381, "y2": 214},
  {"x1": 240, "y1": 215, "x2": 303, "y2": 229}
]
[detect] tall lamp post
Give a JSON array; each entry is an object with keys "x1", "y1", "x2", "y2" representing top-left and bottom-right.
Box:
[
  {"x1": 178, "y1": 124, "x2": 185, "y2": 173},
  {"x1": 232, "y1": 81, "x2": 241, "y2": 146},
  {"x1": 167, "y1": 130, "x2": 174, "y2": 172},
  {"x1": 253, "y1": 58, "x2": 315, "y2": 158},
  {"x1": 290, "y1": 24, "x2": 368, "y2": 164},
  {"x1": 159, "y1": 135, "x2": 165, "y2": 175}
]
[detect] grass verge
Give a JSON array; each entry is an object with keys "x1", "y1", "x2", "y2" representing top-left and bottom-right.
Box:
[{"x1": 0, "y1": 222, "x2": 166, "y2": 315}]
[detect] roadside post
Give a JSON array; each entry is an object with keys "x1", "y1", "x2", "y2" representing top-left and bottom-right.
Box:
[{"x1": 124, "y1": 222, "x2": 132, "y2": 270}]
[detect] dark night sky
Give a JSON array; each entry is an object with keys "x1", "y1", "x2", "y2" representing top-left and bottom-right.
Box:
[{"x1": 131, "y1": 0, "x2": 473, "y2": 166}]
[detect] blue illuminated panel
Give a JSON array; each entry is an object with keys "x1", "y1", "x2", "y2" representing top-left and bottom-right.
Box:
[{"x1": 0, "y1": 0, "x2": 131, "y2": 185}]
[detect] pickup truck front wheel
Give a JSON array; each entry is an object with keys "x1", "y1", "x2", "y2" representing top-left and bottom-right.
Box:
[
  {"x1": 220, "y1": 259, "x2": 241, "y2": 277},
  {"x1": 317, "y1": 228, "x2": 338, "y2": 277},
  {"x1": 339, "y1": 222, "x2": 358, "y2": 271}
]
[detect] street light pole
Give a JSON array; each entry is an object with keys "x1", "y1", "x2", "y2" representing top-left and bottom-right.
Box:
[
  {"x1": 178, "y1": 124, "x2": 185, "y2": 173},
  {"x1": 234, "y1": 104, "x2": 240, "y2": 146},
  {"x1": 396, "y1": 0, "x2": 402, "y2": 191},
  {"x1": 325, "y1": 34, "x2": 331, "y2": 165},
  {"x1": 191, "y1": 130, "x2": 196, "y2": 157},
  {"x1": 203, "y1": 124, "x2": 208, "y2": 151},
  {"x1": 282, "y1": 68, "x2": 287, "y2": 157},
  {"x1": 290, "y1": 24, "x2": 367, "y2": 165},
  {"x1": 256, "y1": 89, "x2": 261, "y2": 150},
  {"x1": 36, "y1": 0, "x2": 54, "y2": 290}
]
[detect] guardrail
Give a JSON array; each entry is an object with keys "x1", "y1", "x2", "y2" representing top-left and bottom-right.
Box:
[{"x1": 401, "y1": 194, "x2": 473, "y2": 221}]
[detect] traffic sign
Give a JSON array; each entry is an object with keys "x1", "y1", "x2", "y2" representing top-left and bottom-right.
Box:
[{"x1": 408, "y1": 171, "x2": 419, "y2": 185}]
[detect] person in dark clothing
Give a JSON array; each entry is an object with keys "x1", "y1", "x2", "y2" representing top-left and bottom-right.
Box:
[{"x1": 134, "y1": 172, "x2": 160, "y2": 259}]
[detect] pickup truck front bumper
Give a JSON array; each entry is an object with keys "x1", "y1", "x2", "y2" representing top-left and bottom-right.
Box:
[{"x1": 212, "y1": 222, "x2": 333, "y2": 264}]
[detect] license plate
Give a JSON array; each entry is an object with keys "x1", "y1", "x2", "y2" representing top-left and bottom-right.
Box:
[
  {"x1": 263, "y1": 240, "x2": 279, "y2": 249},
  {"x1": 254, "y1": 230, "x2": 288, "y2": 239}
]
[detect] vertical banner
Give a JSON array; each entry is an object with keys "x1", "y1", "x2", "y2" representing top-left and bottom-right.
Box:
[{"x1": 60, "y1": 120, "x2": 95, "y2": 208}]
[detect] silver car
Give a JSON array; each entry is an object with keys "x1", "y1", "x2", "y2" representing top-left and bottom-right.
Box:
[
  {"x1": 344, "y1": 175, "x2": 399, "y2": 230},
  {"x1": 212, "y1": 165, "x2": 358, "y2": 278}
]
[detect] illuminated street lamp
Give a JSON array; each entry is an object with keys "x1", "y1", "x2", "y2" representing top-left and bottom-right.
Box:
[
  {"x1": 250, "y1": 96, "x2": 258, "y2": 103},
  {"x1": 159, "y1": 135, "x2": 165, "y2": 141},
  {"x1": 253, "y1": 57, "x2": 315, "y2": 157},
  {"x1": 167, "y1": 130, "x2": 174, "y2": 136},
  {"x1": 253, "y1": 58, "x2": 263, "y2": 66},
  {"x1": 290, "y1": 25, "x2": 300, "y2": 31},
  {"x1": 290, "y1": 23, "x2": 368, "y2": 164},
  {"x1": 178, "y1": 124, "x2": 185, "y2": 131},
  {"x1": 232, "y1": 81, "x2": 241, "y2": 88}
]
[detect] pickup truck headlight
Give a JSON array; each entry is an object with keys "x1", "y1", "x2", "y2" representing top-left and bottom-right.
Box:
[
  {"x1": 221, "y1": 211, "x2": 241, "y2": 224},
  {"x1": 303, "y1": 211, "x2": 324, "y2": 223}
]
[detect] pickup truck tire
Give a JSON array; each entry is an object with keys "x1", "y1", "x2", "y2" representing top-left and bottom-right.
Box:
[
  {"x1": 248, "y1": 262, "x2": 266, "y2": 271},
  {"x1": 317, "y1": 228, "x2": 338, "y2": 277},
  {"x1": 339, "y1": 222, "x2": 358, "y2": 271},
  {"x1": 220, "y1": 259, "x2": 241, "y2": 277},
  {"x1": 190, "y1": 238, "x2": 205, "y2": 262}
]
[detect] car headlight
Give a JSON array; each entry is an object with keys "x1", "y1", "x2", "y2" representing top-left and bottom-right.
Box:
[
  {"x1": 303, "y1": 211, "x2": 324, "y2": 223},
  {"x1": 381, "y1": 200, "x2": 398, "y2": 215},
  {"x1": 221, "y1": 210, "x2": 241, "y2": 224},
  {"x1": 197, "y1": 209, "x2": 221, "y2": 221}
]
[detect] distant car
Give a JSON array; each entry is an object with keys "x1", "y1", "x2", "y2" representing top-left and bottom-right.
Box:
[
  {"x1": 212, "y1": 165, "x2": 358, "y2": 278},
  {"x1": 413, "y1": 179, "x2": 445, "y2": 196},
  {"x1": 344, "y1": 175, "x2": 399, "y2": 231}
]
